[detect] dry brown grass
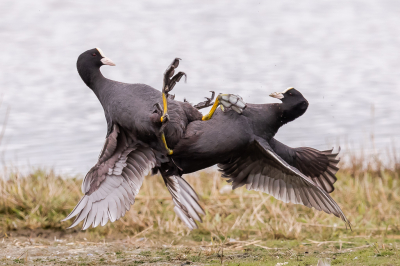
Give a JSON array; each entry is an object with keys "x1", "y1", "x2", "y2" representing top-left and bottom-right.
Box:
[{"x1": 1, "y1": 151, "x2": 400, "y2": 244}]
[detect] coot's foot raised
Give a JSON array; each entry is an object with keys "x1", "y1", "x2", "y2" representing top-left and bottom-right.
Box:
[
  {"x1": 202, "y1": 94, "x2": 247, "y2": 121},
  {"x1": 161, "y1": 58, "x2": 186, "y2": 123},
  {"x1": 193, "y1": 91, "x2": 215, "y2": 110},
  {"x1": 159, "y1": 58, "x2": 186, "y2": 155}
]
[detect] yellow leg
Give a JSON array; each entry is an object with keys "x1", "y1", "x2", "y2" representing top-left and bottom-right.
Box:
[
  {"x1": 160, "y1": 93, "x2": 174, "y2": 155},
  {"x1": 160, "y1": 92, "x2": 168, "y2": 122},
  {"x1": 161, "y1": 133, "x2": 173, "y2": 155},
  {"x1": 202, "y1": 96, "x2": 220, "y2": 121}
]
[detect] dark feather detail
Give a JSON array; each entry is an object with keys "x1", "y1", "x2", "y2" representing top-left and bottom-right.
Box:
[
  {"x1": 269, "y1": 138, "x2": 341, "y2": 193},
  {"x1": 294, "y1": 147, "x2": 341, "y2": 193},
  {"x1": 218, "y1": 137, "x2": 350, "y2": 228}
]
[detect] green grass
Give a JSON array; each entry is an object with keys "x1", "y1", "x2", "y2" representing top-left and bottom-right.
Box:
[
  {"x1": 3, "y1": 167, "x2": 400, "y2": 241},
  {"x1": 1, "y1": 155, "x2": 400, "y2": 264}
]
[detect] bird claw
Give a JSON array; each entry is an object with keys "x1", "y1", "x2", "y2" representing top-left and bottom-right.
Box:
[
  {"x1": 158, "y1": 58, "x2": 185, "y2": 156},
  {"x1": 218, "y1": 94, "x2": 247, "y2": 114},
  {"x1": 201, "y1": 92, "x2": 245, "y2": 121},
  {"x1": 208, "y1": 91, "x2": 215, "y2": 101},
  {"x1": 160, "y1": 58, "x2": 186, "y2": 122},
  {"x1": 194, "y1": 91, "x2": 215, "y2": 110},
  {"x1": 163, "y1": 58, "x2": 186, "y2": 94}
]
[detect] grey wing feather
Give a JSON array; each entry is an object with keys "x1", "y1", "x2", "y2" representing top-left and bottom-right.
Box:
[
  {"x1": 270, "y1": 138, "x2": 341, "y2": 193},
  {"x1": 162, "y1": 175, "x2": 205, "y2": 230},
  {"x1": 218, "y1": 137, "x2": 350, "y2": 228},
  {"x1": 63, "y1": 124, "x2": 157, "y2": 229}
]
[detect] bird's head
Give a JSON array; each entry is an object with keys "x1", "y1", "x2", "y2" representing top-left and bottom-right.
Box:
[
  {"x1": 269, "y1": 87, "x2": 307, "y2": 105},
  {"x1": 269, "y1": 87, "x2": 309, "y2": 123},
  {"x1": 77, "y1": 48, "x2": 116, "y2": 69},
  {"x1": 77, "y1": 48, "x2": 116, "y2": 87}
]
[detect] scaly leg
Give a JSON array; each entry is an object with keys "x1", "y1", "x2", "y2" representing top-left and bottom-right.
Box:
[
  {"x1": 161, "y1": 133, "x2": 173, "y2": 155},
  {"x1": 202, "y1": 94, "x2": 247, "y2": 121},
  {"x1": 154, "y1": 103, "x2": 173, "y2": 155},
  {"x1": 159, "y1": 58, "x2": 186, "y2": 154},
  {"x1": 161, "y1": 58, "x2": 186, "y2": 123}
]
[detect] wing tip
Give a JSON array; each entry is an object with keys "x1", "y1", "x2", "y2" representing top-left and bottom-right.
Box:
[{"x1": 61, "y1": 217, "x2": 71, "y2": 223}]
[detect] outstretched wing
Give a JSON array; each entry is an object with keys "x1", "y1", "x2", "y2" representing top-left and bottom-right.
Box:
[
  {"x1": 63, "y1": 124, "x2": 157, "y2": 229},
  {"x1": 162, "y1": 175, "x2": 205, "y2": 230},
  {"x1": 269, "y1": 138, "x2": 340, "y2": 193},
  {"x1": 218, "y1": 137, "x2": 350, "y2": 227}
]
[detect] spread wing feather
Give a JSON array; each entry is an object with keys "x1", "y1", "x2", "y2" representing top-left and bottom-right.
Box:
[
  {"x1": 269, "y1": 138, "x2": 341, "y2": 193},
  {"x1": 294, "y1": 147, "x2": 340, "y2": 193},
  {"x1": 162, "y1": 175, "x2": 205, "y2": 230},
  {"x1": 218, "y1": 137, "x2": 350, "y2": 228},
  {"x1": 63, "y1": 124, "x2": 157, "y2": 229}
]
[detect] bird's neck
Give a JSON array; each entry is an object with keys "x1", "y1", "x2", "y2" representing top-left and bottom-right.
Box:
[
  {"x1": 263, "y1": 100, "x2": 308, "y2": 139},
  {"x1": 77, "y1": 62, "x2": 106, "y2": 91},
  {"x1": 276, "y1": 100, "x2": 308, "y2": 126}
]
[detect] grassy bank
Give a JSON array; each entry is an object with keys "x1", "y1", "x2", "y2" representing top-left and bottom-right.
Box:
[
  {"x1": 2, "y1": 162, "x2": 400, "y2": 239},
  {"x1": 1, "y1": 159, "x2": 400, "y2": 265}
]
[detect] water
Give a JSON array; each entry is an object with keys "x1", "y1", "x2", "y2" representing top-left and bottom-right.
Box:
[{"x1": 1, "y1": 0, "x2": 399, "y2": 174}]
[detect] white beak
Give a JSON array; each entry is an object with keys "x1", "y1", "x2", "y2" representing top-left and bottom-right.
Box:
[
  {"x1": 269, "y1": 87, "x2": 294, "y2": 100},
  {"x1": 101, "y1": 57, "x2": 116, "y2": 66},
  {"x1": 269, "y1": 92, "x2": 284, "y2": 99}
]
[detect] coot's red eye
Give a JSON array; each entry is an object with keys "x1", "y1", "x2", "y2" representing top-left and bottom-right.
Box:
[{"x1": 92, "y1": 53, "x2": 97, "y2": 56}]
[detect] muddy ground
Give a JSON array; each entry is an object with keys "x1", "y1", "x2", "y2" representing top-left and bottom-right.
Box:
[{"x1": 1, "y1": 230, "x2": 400, "y2": 265}]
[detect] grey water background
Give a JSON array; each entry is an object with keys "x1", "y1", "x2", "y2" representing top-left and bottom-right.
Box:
[{"x1": 0, "y1": 0, "x2": 399, "y2": 175}]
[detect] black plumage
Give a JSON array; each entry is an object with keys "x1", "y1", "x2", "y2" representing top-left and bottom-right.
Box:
[
  {"x1": 170, "y1": 87, "x2": 349, "y2": 227},
  {"x1": 63, "y1": 48, "x2": 207, "y2": 229},
  {"x1": 64, "y1": 49, "x2": 348, "y2": 230}
]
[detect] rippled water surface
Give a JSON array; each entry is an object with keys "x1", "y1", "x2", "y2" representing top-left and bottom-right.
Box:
[{"x1": 1, "y1": 0, "x2": 399, "y2": 174}]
